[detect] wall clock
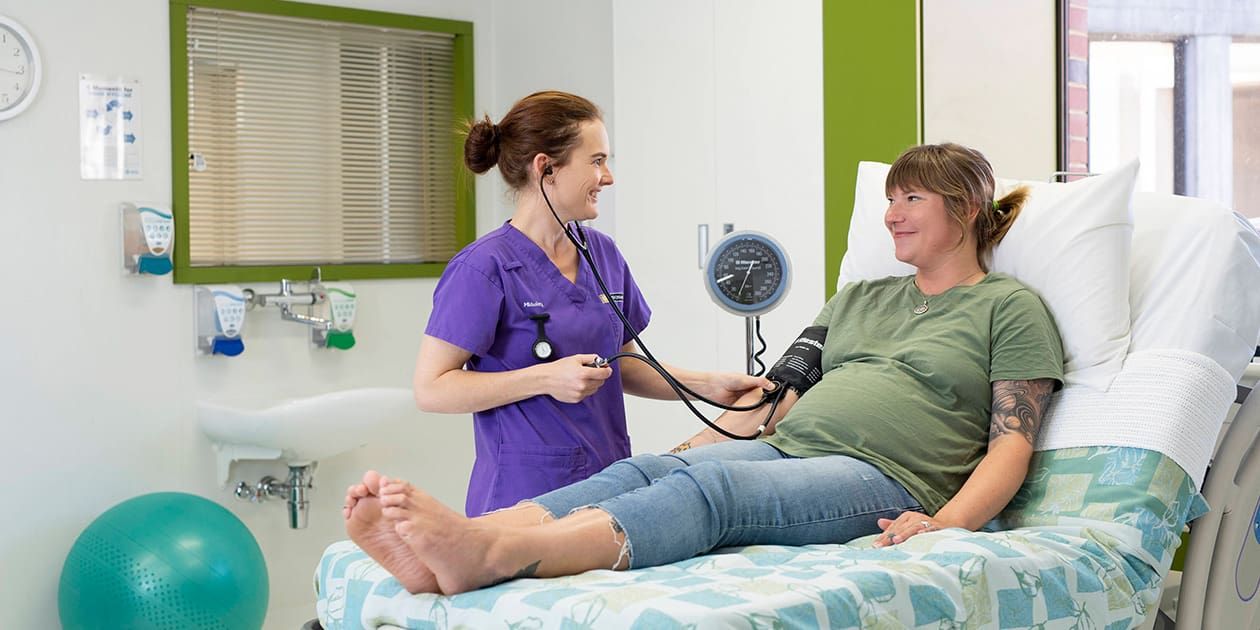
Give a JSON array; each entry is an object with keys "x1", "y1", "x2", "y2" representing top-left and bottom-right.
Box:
[{"x1": 0, "y1": 15, "x2": 41, "y2": 121}]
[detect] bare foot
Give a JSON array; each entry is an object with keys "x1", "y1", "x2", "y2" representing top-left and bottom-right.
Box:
[
  {"x1": 345, "y1": 471, "x2": 439, "y2": 594},
  {"x1": 380, "y1": 478, "x2": 523, "y2": 595},
  {"x1": 343, "y1": 470, "x2": 378, "y2": 520}
]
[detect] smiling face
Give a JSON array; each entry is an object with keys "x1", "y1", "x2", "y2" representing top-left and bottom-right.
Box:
[
  {"x1": 884, "y1": 186, "x2": 973, "y2": 269},
  {"x1": 548, "y1": 120, "x2": 614, "y2": 222}
]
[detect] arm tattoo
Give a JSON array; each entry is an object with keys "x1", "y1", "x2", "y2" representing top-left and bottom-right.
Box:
[
  {"x1": 669, "y1": 441, "x2": 693, "y2": 454},
  {"x1": 989, "y1": 379, "x2": 1055, "y2": 445}
]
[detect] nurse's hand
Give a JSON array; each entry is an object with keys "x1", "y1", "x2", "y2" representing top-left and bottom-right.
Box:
[
  {"x1": 543, "y1": 354, "x2": 614, "y2": 403},
  {"x1": 696, "y1": 372, "x2": 774, "y2": 406}
]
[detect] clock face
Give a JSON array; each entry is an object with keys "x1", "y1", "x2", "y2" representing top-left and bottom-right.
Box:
[
  {"x1": 705, "y1": 231, "x2": 792, "y2": 316},
  {"x1": 533, "y1": 339, "x2": 553, "y2": 360},
  {"x1": 0, "y1": 18, "x2": 40, "y2": 119}
]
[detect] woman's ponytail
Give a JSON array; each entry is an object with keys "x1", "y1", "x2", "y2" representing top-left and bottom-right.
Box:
[{"x1": 463, "y1": 115, "x2": 501, "y2": 175}]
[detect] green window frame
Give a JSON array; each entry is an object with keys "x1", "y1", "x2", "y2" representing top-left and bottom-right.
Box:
[{"x1": 169, "y1": 0, "x2": 475, "y2": 284}]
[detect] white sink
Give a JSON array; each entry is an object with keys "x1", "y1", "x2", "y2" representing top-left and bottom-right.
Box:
[{"x1": 197, "y1": 387, "x2": 418, "y2": 485}]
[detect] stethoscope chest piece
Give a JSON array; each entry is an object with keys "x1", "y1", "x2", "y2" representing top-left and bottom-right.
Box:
[{"x1": 529, "y1": 313, "x2": 554, "y2": 361}]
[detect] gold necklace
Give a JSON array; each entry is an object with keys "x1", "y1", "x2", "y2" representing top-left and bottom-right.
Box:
[{"x1": 912, "y1": 271, "x2": 984, "y2": 315}]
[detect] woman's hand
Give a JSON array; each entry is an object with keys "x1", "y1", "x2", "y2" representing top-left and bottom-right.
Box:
[
  {"x1": 540, "y1": 354, "x2": 614, "y2": 403},
  {"x1": 872, "y1": 511, "x2": 948, "y2": 548},
  {"x1": 695, "y1": 372, "x2": 774, "y2": 405}
]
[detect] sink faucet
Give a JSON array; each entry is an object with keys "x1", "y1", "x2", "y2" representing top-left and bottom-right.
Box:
[
  {"x1": 235, "y1": 464, "x2": 314, "y2": 529},
  {"x1": 244, "y1": 267, "x2": 333, "y2": 331}
]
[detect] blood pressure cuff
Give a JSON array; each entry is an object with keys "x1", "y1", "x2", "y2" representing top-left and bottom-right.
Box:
[{"x1": 766, "y1": 325, "x2": 827, "y2": 395}]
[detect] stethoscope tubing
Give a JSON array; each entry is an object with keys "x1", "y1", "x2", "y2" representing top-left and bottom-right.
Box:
[
  {"x1": 603, "y1": 351, "x2": 787, "y2": 440},
  {"x1": 539, "y1": 174, "x2": 777, "y2": 439}
]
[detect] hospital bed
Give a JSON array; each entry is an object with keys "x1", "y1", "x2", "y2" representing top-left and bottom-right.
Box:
[{"x1": 309, "y1": 177, "x2": 1260, "y2": 629}]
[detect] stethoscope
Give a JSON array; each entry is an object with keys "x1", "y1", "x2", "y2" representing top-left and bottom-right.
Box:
[{"x1": 535, "y1": 164, "x2": 784, "y2": 440}]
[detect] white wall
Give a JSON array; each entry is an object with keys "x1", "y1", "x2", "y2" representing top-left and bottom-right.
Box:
[
  {"x1": 0, "y1": 0, "x2": 610, "y2": 627},
  {"x1": 483, "y1": 0, "x2": 616, "y2": 234},
  {"x1": 612, "y1": 0, "x2": 825, "y2": 454},
  {"x1": 923, "y1": 0, "x2": 1059, "y2": 180}
]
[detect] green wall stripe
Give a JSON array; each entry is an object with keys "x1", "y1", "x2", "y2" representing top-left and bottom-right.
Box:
[{"x1": 822, "y1": 1, "x2": 922, "y2": 297}]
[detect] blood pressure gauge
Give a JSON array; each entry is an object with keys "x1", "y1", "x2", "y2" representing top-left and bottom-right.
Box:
[{"x1": 704, "y1": 230, "x2": 792, "y2": 317}]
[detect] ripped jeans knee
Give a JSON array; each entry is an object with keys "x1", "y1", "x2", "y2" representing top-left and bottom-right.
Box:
[{"x1": 569, "y1": 505, "x2": 632, "y2": 570}]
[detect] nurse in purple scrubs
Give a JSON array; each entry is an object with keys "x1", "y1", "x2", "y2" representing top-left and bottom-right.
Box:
[{"x1": 414, "y1": 91, "x2": 770, "y2": 516}]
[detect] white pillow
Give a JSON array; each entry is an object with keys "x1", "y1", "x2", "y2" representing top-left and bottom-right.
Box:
[
  {"x1": 1128, "y1": 191, "x2": 1260, "y2": 380},
  {"x1": 836, "y1": 159, "x2": 1140, "y2": 391}
]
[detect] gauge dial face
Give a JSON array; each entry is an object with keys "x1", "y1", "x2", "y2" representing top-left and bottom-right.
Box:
[{"x1": 705, "y1": 231, "x2": 791, "y2": 316}]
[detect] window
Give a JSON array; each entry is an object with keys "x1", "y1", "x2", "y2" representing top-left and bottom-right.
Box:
[
  {"x1": 171, "y1": 0, "x2": 474, "y2": 283},
  {"x1": 1060, "y1": 0, "x2": 1259, "y2": 218}
]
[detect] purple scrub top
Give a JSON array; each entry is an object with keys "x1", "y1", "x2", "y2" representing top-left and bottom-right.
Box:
[{"x1": 425, "y1": 222, "x2": 652, "y2": 516}]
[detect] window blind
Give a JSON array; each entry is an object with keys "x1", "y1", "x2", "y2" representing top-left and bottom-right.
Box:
[{"x1": 186, "y1": 6, "x2": 459, "y2": 267}]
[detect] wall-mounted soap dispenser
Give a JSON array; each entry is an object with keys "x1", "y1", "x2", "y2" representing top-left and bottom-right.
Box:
[
  {"x1": 314, "y1": 282, "x2": 356, "y2": 350},
  {"x1": 195, "y1": 285, "x2": 247, "y2": 356},
  {"x1": 121, "y1": 202, "x2": 173, "y2": 275}
]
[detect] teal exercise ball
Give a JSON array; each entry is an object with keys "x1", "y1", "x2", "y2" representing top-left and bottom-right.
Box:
[{"x1": 58, "y1": 492, "x2": 268, "y2": 630}]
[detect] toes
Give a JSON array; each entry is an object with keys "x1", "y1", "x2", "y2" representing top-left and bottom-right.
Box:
[
  {"x1": 394, "y1": 519, "x2": 416, "y2": 539},
  {"x1": 345, "y1": 484, "x2": 368, "y2": 513},
  {"x1": 363, "y1": 470, "x2": 383, "y2": 494},
  {"x1": 383, "y1": 506, "x2": 406, "y2": 521},
  {"x1": 381, "y1": 479, "x2": 414, "y2": 497}
]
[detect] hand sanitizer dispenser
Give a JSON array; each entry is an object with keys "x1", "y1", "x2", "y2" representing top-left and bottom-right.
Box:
[
  {"x1": 195, "y1": 285, "x2": 247, "y2": 356},
  {"x1": 121, "y1": 202, "x2": 173, "y2": 275},
  {"x1": 317, "y1": 282, "x2": 356, "y2": 350}
]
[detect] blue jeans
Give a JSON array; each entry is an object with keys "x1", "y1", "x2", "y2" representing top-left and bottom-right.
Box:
[{"x1": 530, "y1": 440, "x2": 922, "y2": 569}]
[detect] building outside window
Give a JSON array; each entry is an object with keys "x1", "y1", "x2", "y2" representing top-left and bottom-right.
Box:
[{"x1": 1065, "y1": 0, "x2": 1259, "y2": 218}]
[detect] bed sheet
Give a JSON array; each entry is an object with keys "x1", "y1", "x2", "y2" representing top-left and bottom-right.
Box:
[{"x1": 315, "y1": 447, "x2": 1204, "y2": 629}]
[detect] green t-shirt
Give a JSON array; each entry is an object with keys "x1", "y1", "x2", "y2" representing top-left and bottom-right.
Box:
[{"x1": 762, "y1": 273, "x2": 1064, "y2": 514}]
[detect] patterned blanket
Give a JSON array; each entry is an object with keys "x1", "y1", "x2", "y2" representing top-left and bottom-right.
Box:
[{"x1": 315, "y1": 447, "x2": 1205, "y2": 629}]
